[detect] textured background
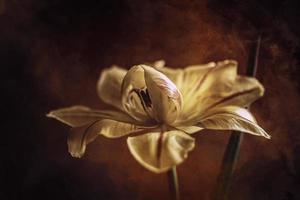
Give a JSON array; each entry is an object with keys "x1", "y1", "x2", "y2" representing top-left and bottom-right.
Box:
[{"x1": 1, "y1": 0, "x2": 300, "y2": 199}]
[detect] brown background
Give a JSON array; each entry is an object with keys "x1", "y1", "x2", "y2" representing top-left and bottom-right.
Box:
[{"x1": 1, "y1": 0, "x2": 300, "y2": 199}]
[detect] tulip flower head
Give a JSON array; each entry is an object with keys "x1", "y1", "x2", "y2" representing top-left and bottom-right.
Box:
[{"x1": 47, "y1": 60, "x2": 270, "y2": 173}]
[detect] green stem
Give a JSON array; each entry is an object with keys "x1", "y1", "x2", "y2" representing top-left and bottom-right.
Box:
[
  {"x1": 167, "y1": 167, "x2": 180, "y2": 200},
  {"x1": 212, "y1": 36, "x2": 261, "y2": 200}
]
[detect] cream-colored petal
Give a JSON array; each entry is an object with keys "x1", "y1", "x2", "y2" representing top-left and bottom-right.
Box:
[
  {"x1": 121, "y1": 65, "x2": 153, "y2": 122},
  {"x1": 143, "y1": 65, "x2": 182, "y2": 124},
  {"x1": 97, "y1": 66, "x2": 127, "y2": 111},
  {"x1": 153, "y1": 60, "x2": 166, "y2": 68},
  {"x1": 155, "y1": 61, "x2": 216, "y2": 101},
  {"x1": 175, "y1": 126, "x2": 203, "y2": 134},
  {"x1": 95, "y1": 119, "x2": 140, "y2": 138},
  {"x1": 68, "y1": 119, "x2": 140, "y2": 158},
  {"x1": 47, "y1": 105, "x2": 140, "y2": 127},
  {"x1": 188, "y1": 60, "x2": 264, "y2": 121},
  {"x1": 157, "y1": 60, "x2": 264, "y2": 124},
  {"x1": 196, "y1": 106, "x2": 270, "y2": 139},
  {"x1": 68, "y1": 122, "x2": 99, "y2": 158},
  {"x1": 122, "y1": 64, "x2": 182, "y2": 124},
  {"x1": 127, "y1": 130, "x2": 195, "y2": 173},
  {"x1": 192, "y1": 75, "x2": 264, "y2": 117}
]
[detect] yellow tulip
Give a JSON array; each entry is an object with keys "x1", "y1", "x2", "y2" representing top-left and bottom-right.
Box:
[{"x1": 47, "y1": 60, "x2": 270, "y2": 173}]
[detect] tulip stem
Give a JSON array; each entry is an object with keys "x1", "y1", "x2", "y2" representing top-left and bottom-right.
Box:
[
  {"x1": 167, "y1": 167, "x2": 180, "y2": 200},
  {"x1": 212, "y1": 131, "x2": 244, "y2": 200},
  {"x1": 212, "y1": 36, "x2": 261, "y2": 200}
]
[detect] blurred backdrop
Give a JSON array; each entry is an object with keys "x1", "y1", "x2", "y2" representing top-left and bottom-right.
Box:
[{"x1": 1, "y1": 0, "x2": 300, "y2": 199}]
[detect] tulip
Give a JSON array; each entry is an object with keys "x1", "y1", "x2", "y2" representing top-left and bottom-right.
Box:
[{"x1": 47, "y1": 60, "x2": 270, "y2": 173}]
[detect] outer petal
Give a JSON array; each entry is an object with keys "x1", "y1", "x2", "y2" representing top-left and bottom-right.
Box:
[
  {"x1": 143, "y1": 65, "x2": 183, "y2": 124},
  {"x1": 153, "y1": 60, "x2": 166, "y2": 68},
  {"x1": 47, "y1": 105, "x2": 148, "y2": 158},
  {"x1": 127, "y1": 130, "x2": 195, "y2": 173},
  {"x1": 157, "y1": 60, "x2": 264, "y2": 124},
  {"x1": 97, "y1": 66, "x2": 127, "y2": 111},
  {"x1": 155, "y1": 62, "x2": 216, "y2": 97},
  {"x1": 47, "y1": 105, "x2": 139, "y2": 127},
  {"x1": 195, "y1": 106, "x2": 270, "y2": 139},
  {"x1": 175, "y1": 126, "x2": 203, "y2": 134},
  {"x1": 68, "y1": 119, "x2": 141, "y2": 158}
]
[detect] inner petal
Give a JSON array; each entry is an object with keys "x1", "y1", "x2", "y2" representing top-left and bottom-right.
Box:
[
  {"x1": 121, "y1": 65, "x2": 155, "y2": 122},
  {"x1": 122, "y1": 64, "x2": 182, "y2": 125},
  {"x1": 143, "y1": 65, "x2": 183, "y2": 124},
  {"x1": 134, "y1": 88, "x2": 155, "y2": 119},
  {"x1": 140, "y1": 89, "x2": 152, "y2": 108}
]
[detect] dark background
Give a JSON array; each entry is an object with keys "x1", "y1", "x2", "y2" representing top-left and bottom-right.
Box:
[{"x1": 1, "y1": 0, "x2": 300, "y2": 199}]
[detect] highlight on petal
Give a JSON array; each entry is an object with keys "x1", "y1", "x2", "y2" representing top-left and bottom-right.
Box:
[
  {"x1": 143, "y1": 65, "x2": 183, "y2": 124},
  {"x1": 68, "y1": 119, "x2": 141, "y2": 158},
  {"x1": 127, "y1": 130, "x2": 195, "y2": 173},
  {"x1": 47, "y1": 105, "x2": 141, "y2": 127},
  {"x1": 175, "y1": 126, "x2": 203, "y2": 134},
  {"x1": 196, "y1": 106, "x2": 270, "y2": 139},
  {"x1": 97, "y1": 65, "x2": 127, "y2": 111}
]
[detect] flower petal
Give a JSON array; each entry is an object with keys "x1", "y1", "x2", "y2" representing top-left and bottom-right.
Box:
[
  {"x1": 156, "y1": 60, "x2": 264, "y2": 124},
  {"x1": 68, "y1": 119, "x2": 140, "y2": 158},
  {"x1": 175, "y1": 126, "x2": 203, "y2": 134},
  {"x1": 196, "y1": 106, "x2": 270, "y2": 139},
  {"x1": 47, "y1": 105, "x2": 139, "y2": 127},
  {"x1": 127, "y1": 130, "x2": 195, "y2": 173},
  {"x1": 121, "y1": 65, "x2": 153, "y2": 122},
  {"x1": 48, "y1": 106, "x2": 153, "y2": 158},
  {"x1": 68, "y1": 122, "x2": 99, "y2": 158},
  {"x1": 143, "y1": 65, "x2": 183, "y2": 124},
  {"x1": 155, "y1": 62, "x2": 216, "y2": 97},
  {"x1": 153, "y1": 60, "x2": 166, "y2": 68},
  {"x1": 97, "y1": 66, "x2": 127, "y2": 111}
]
